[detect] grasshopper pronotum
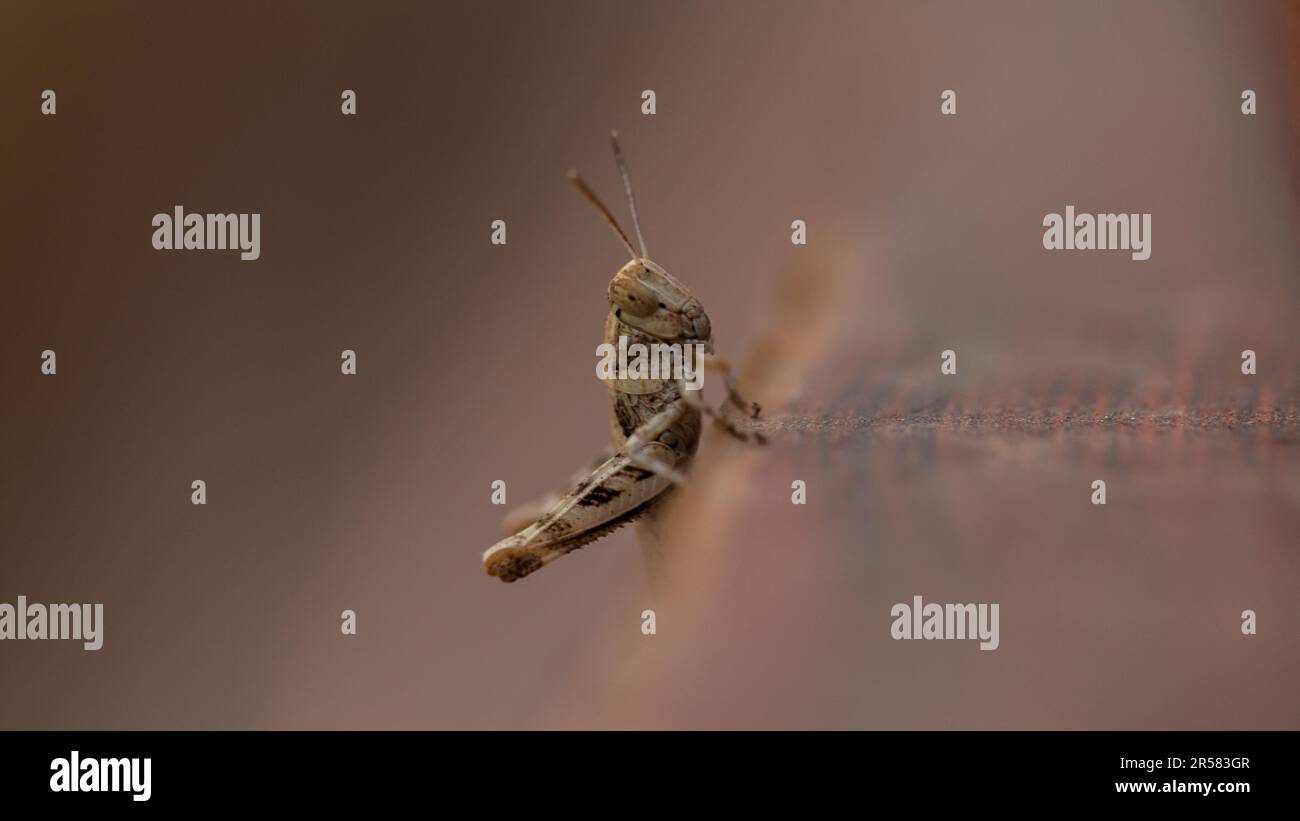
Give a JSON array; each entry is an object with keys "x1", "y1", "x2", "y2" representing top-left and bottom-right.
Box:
[{"x1": 482, "y1": 132, "x2": 763, "y2": 583}]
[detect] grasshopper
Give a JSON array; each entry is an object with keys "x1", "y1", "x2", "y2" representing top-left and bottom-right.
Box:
[{"x1": 482, "y1": 131, "x2": 763, "y2": 583}]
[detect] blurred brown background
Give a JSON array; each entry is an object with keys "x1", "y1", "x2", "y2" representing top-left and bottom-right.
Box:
[{"x1": 1, "y1": 0, "x2": 1296, "y2": 729}]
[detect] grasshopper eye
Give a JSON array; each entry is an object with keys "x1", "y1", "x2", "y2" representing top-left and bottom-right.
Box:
[{"x1": 609, "y1": 276, "x2": 657, "y2": 317}]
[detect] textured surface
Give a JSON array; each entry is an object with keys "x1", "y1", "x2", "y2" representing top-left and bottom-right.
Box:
[{"x1": 537, "y1": 232, "x2": 1300, "y2": 728}]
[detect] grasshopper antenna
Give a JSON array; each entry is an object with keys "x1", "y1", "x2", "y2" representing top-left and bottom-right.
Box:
[
  {"x1": 568, "y1": 168, "x2": 639, "y2": 261},
  {"x1": 609, "y1": 129, "x2": 649, "y2": 259}
]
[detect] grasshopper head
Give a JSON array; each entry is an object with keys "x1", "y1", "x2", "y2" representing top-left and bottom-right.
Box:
[
  {"x1": 571, "y1": 132, "x2": 711, "y2": 344},
  {"x1": 608, "y1": 258, "x2": 711, "y2": 343}
]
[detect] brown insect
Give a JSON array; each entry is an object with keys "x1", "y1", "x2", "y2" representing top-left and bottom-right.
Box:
[{"x1": 482, "y1": 131, "x2": 762, "y2": 583}]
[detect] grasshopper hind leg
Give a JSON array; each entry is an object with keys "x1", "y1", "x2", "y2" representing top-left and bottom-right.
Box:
[
  {"x1": 499, "y1": 449, "x2": 613, "y2": 536},
  {"x1": 486, "y1": 504, "x2": 657, "y2": 583},
  {"x1": 485, "y1": 397, "x2": 691, "y2": 582},
  {"x1": 484, "y1": 442, "x2": 681, "y2": 582}
]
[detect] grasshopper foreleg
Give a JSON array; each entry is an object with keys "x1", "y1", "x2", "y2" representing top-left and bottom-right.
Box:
[
  {"x1": 682, "y1": 370, "x2": 767, "y2": 445},
  {"x1": 704, "y1": 353, "x2": 762, "y2": 420}
]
